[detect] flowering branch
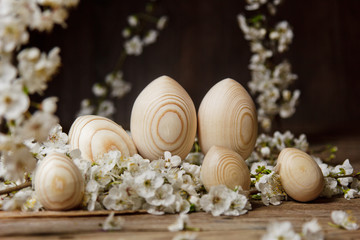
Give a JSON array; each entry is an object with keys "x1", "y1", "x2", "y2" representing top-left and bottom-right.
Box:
[
  {"x1": 0, "y1": 0, "x2": 79, "y2": 183},
  {"x1": 237, "y1": 0, "x2": 299, "y2": 132},
  {"x1": 0, "y1": 181, "x2": 31, "y2": 196},
  {"x1": 78, "y1": 0, "x2": 168, "y2": 119}
]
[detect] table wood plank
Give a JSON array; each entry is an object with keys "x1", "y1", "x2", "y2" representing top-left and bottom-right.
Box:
[{"x1": 0, "y1": 197, "x2": 359, "y2": 239}]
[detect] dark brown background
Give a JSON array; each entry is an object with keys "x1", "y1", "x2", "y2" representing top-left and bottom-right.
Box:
[{"x1": 31, "y1": 0, "x2": 360, "y2": 142}]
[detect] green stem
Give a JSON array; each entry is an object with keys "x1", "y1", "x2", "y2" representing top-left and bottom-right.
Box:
[{"x1": 113, "y1": 50, "x2": 127, "y2": 73}]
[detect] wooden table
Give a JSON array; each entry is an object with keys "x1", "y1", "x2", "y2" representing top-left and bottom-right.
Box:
[
  {"x1": 1, "y1": 137, "x2": 360, "y2": 239},
  {"x1": 0, "y1": 198, "x2": 359, "y2": 239}
]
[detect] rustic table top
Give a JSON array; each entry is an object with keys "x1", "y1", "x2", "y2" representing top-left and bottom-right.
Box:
[
  {"x1": 0, "y1": 197, "x2": 359, "y2": 240},
  {"x1": 1, "y1": 137, "x2": 360, "y2": 240}
]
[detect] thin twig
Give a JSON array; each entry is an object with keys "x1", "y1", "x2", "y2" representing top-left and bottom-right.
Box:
[{"x1": 0, "y1": 181, "x2": 32, "y2": 195}]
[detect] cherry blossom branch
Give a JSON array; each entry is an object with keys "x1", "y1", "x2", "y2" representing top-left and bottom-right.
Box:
[{"x1": 0, "y1": 181, "x2": 32, "y2": 196}]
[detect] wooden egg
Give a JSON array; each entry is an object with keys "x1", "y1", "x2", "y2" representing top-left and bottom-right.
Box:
[
  {"x1": 130, "y1": 76, "x2": 197, "y2": 160},
  {"x1": 68, "y1": 115, "x2": 137, "y2": 162},
  {"x1": 275, "y1": 148, "x2": 325, "y2": 202},
  {"x1": 198, "y1": 78, "x2": 257, "y2": 160},
  {"x1": 200, "y1": 145, "x2": 251, "y2": 191},
  {"x1": 35, "y1": 152, "x2": 84, "y2": 210}
]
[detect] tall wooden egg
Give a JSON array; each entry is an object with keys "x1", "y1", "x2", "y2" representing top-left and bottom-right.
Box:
[
  {"x1": 130, "y1": 76, "x2": 197, "y2": 160},
  {"x1": 198, "y1": 78, "x2": 257, "y2": 160}
]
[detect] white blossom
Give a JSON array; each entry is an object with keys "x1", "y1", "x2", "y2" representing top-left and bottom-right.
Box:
[
  {"x1": 256, "y1": 172, "x2": 286, "y2": 206},
  {"x1": 344, "y1": 189, "x2": 359, "y2": 200},
  {"x1": 2, "y1": 188, "x2": 33, "y2": 211},
  {"x1": 0, "y1": 60, "x2": 16, "y2": 87},
  {"x1": 168, "y1": 213, "x2": 191, "y2": 232},
  {"x1": 0, "y1": 84, "x2": 30, "y2": 120},
  {"x1": 237, "y1": 14, "x2": 266, "y2": 41},
  {"x1": 143, "y1": 30, "x2": 158, "y2": 45},
  {"x1": 124, "y1": 35, "x2": 143, "y2": 56},
  {"x1": 78, "y1": 99, "x2": 95, "y2": 116},
  {"x1": 105, "y1": 71, "x2": 131, "y2": 98},
  {"x1": 0, "y1": 16, "x2": 29, "y2": 53},
  {"x1": 102, "y1": 212, "x2": 125, "y2": 231},
  {"x1": 122, "y1": 28, "x2": 131, "y2": 38},
  {"x1": 262, "y1": 221, "x2": 301, "y2": 240},
  {"x1": 97, "y1": 100, "x2": 115, "y2": 117},
  {"x1": 269, "y1": 21, "x2": 293, "y2": 53},
  {"x1": 146, "y1": 184, "x2": 176, "y2": 207},
  {"x1": 17, "y1": 47, "x2": 61, "y2": 94},
  {"x1": 92, "y1": 83, "x2": 107, "y2": 97},
  {"x1": 331, "y1": 210, "x2": 359, "y2": 230},
  {"x1": 134, "y1": 170, "x2": 164, "y2": 198},
  {"x1": 103, "y1": 183, "x2": 142, "y2": 211},
  {"x1": 321, "y1": 177, "x2": 341, "y2": 198},
  {"x1": 41, "y1": 96, "x2": 58, "y2": 114},
  {"x1": 200, "y1": 185, "x2": 233, "y2": 216},
  {"x1": 17, "y1": 111, "x2": 59, "y2": 142},
  {"x1": 127, "y1": 15, "x2": 138, "y2": 27},
  {"x1": 302, "y1": 219, "x2": 324, "y2": 240},
  {"x1": 157, "y1": 16, "x2": 168, "y2": 30}
]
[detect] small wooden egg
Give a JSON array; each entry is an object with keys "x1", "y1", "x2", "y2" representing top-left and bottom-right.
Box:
[
  {"x1": 35, "y1": 152, "x2": 84, "y2": 210},
  {"x1": 200, "y1": 145, "x2": 251, "y2": 191},
  {"x1": 275, "y1": 148, "x2": 324, "y2": 202},
  {"x1": 68, "y1": 115, "x2": 137, "y2": 162},
  {"x1": 198, "y1": 78, "x2": 257, "y2": 160},
  {"x1": 130, "y1": 76, "x2": 197, "y2": 160}
]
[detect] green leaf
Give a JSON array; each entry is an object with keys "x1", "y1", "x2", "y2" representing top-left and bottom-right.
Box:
[
  {"x1": 251, "y1": 194, "x2": 261, "y2": 200},
  {"x1": 250, "y1": 14, "x2": 264, "y2": 24}
]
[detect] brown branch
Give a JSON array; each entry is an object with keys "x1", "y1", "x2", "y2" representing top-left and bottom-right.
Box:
[{"x1": 0, "y1": 181, "x2": 32, "y2": 195}]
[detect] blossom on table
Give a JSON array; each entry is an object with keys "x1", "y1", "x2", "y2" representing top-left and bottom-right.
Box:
[
  {"x1": 168, "y1": 213, "x2": 191, "y2": 232},
  {"x1": 102, "y1": 212, "x2": 125, "y2": 231},
  {"x1": 255, "y1": 172, "x2": 287, "y2": 206},
  {"x1": 331, "y1": 210, "x2": 359, "y2": 230},
  {"x1": 200, "y1": 185, "x2": 249, "y2": 216},
  {"x1": 262, "y1": 221, "x2": 301, "y2": 240},
  {"x1": 302, "y1": 218, "x2": 324, "y2": 240}
]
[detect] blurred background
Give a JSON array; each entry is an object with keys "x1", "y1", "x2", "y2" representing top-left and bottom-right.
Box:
[{"x1": 31, "y1": 0, "x2": 360, "y2": 144}]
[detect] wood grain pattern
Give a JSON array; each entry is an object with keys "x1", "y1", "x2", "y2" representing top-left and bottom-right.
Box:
[
  {"x1": 0, "y1": 198, "x2": 359, "y2": 239},
  {"x1": 68, "y1": 115, "x2": 137, "y2": 162},
  {"x1": 200, "y1": 145, "x2": 250, "y2": 191},
  {"x1": 130, "y1": 76, "x2": 197, "y2": 160},
  {"x1": 35, "y1": 152, "x2": 84, "y2": 210},
  {"x1": 198, "y1": 78, "x2": 257, "y2": 160},
  {"x1": 276, "y1": 148, "x2": 325, "y2": 202}
]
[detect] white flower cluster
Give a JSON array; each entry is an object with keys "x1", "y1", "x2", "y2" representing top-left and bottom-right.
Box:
[
  {"x1": 0, "y1": 0, "x2": 78, "y2": 182},
  {"x1": 74, "y1": 149, "x2": 249, "y2": 216},
  {"x1": 78, "y1": 3, "x2": 168, "y2": 119},
  {"x1": 238, "y1": 2, "x2": 299, "y2": 132},
  {"x1": 246, "y1": 130, "x2": 360, "y2": 203},
  {"x1": 0, "y1": 124, "x2": 71, "y2": 211},
  {"x1": 262, "y1": 219, "x2": 324, "y2": 240},
  {"x1": 245, "y1": 0, "x2": 282, "y2": 15},
  {"x1": 1, "y1": 125, "x2": 251, "y2": 216},
  {"x1": 317, "y1": 158, "x2": 360, "y2": 200},
  {"x1": 331, "y1": 210, "x2": 359, "y2": 231}
]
